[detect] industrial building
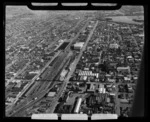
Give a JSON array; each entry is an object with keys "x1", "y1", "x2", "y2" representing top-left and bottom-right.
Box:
[
  {"x1": 73, "y1": 42, "x2": 84, "y2": 50},
  {"x1": 117, "y1": 66, "x2": 131, "y2": 73},
  {"x1": 109, "y1": 43, "x2": 119, "y2": 49},
  {"x1": 74, "y1": 97, "x2": 82, "y2": 113},
  {"x1": 48, "y1": 92, "x2": 56, "y2": 97},
  {"x1": 5, "y1": 9, "x2": 144, "y2": 117}
]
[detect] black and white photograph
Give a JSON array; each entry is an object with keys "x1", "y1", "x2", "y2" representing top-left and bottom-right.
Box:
[{"x1": 4, "y1": 3, "x2": 145, "y2": 120}]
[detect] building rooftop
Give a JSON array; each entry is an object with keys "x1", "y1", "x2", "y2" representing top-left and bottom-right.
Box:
[
  {"x1": 48, "y1": 92, "x2": 56, "y2": 97},
  {"x1": 74, "y1": 42, "x2": 85, "y2": 48}
]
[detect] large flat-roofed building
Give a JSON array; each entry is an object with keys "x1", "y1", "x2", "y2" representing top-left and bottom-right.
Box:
[
  {"x1": 74, "y1": 97, "x2": 82, "y2": 113},
  {"x1": 109, "y1": 43, "x2": 119, "y2": 49},
  {"x1": 117, "y1": 66, "x2": 130, "y2": 73},
  {"x1": 73, "y1": 42, "x2": 84, "y2": 50},
  {"x1": 48, "y1": 92, "x2": 56, "y2": 97}
]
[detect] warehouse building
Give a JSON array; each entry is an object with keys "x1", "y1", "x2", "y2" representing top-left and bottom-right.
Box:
[
  {"x1": 73, "y1": 42, "x2": 84, "y2": 50},
  {"x1": 48, "y1": 92, "x2": 56, "y2": 97},
  {"x1": 109, "y1": 43, "x2": 119, "y2": 49},
  {"x1": 74, "y1": 97, "x2": 82, "y2": 113},
  {"x1": 117, "y1": 66, "x2": 131, "y2": 73}
]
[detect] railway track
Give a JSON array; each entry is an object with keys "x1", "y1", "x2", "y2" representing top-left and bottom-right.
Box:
[{"x1": 8, "y1": 18, "x2": 92, "y2": 117}]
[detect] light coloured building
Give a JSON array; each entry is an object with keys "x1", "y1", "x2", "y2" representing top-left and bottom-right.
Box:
[
  {"x1": 124, "y1": 77, "x2": 131, "y2": 81},
  {"x1": 74, "y1": 98, "x2": 82, "y2": 113},
  {"x1": 60, "y1": 69, "x2": 68, "y2": 81},
  {"x1": 12, "y1": 79, "x2": 21, "y2": 83},
  {"x1": 83, "y1": 76, "x2": 87, "y2": 81},
  {"x1": 48, "y1": 92, "x2": 56, "y2": 97},
  {"x1": 109, "y1": 93, "x2": 115, "y2": 96},
  {"x1": 108, "y1": 78, "x2": 115, "y2": 83},
  {"x1": 120, "y1": 99, "x2": 129, "y2": 103},
  {"x1": 60, "y1": 69, "x2": 68, "y2": 77},
  {"x1": 106, "y1": 97, "x2": 110, "y2": 103},
  {"x1": 74, "y1": 42, "x2": 84, "y2": 50},
  {"x1": 109, "y1": 43, "x2": 119, "y2": 49},
  {"x1": 117, "y1": 66, "x2": 130, "y2": 73},
  {"x1": 7, "y1": 97, "x2": 15, "y2": 103},
  {"x1": 84, "y1": 68, "x2": 89, "y2": 70},
  {"x1": 99, "y1": 88, "x2": 102, "y2": 93},
  {"x1": 29, "y1": 70, "x2": 40, "y2": 74},
  {"x1": 127, "y1": 55, "x2": 133, "y2": 59}
]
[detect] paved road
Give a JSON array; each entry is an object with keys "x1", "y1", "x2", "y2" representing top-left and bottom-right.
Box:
[
  {"x1": 7, "y1": 48, "x2": 68, "y2": 116},
  {"x1": 65, "y1": 18, "x2": 90, "y2": 52},
  {"x1": 115, "y1": 83, "x2": 120, "y2": 116},
  {"x1": 7, "y1": 18, "x2": 92, "y2": 117},
  {"x1": 10, "y1": 52, "x2": 72, "y2": 116},
  {"x1": 6, "y1": 51, "x2": 61, "y2": 115},
  {"x1": 47, "y1": 20, "x2": 99, "y2": 113},
  {"x1": 14, "y1": 51, "x2": 61, "y2": 101},
  {"x1": 75, "y1": 20, "x2": 99, "y2": 64}
]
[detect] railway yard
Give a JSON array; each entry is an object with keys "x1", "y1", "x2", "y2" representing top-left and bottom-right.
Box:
[{"x1": 5, "y1": 6, "x2": 144, "y2": 118}]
